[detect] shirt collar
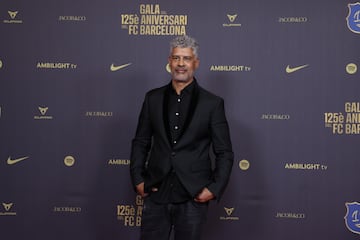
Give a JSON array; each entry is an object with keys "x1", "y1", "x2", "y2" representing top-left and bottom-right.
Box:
[{"x1": 169, "y1": 78, "x2": 196, "y2": 96}]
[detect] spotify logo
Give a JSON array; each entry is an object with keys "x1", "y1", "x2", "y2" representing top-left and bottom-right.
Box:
[
  {"x1": 64, "y1": 155, "x2": 75, "y2": 167},
  {"x1": 346, "y1": 63, "x2": 357, "y2": 75},
  {"x1": 239, "y1": 159, "x2": 250, "y2": 171}
]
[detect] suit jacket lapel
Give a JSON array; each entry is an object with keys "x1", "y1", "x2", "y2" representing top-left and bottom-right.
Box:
[{"x1": 163, "y1": 84, "x2": 172, "y2": 145}]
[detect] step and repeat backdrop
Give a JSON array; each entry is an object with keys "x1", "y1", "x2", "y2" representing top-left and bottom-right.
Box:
[{"x1": 1, "y1": 0, "x2": 360, "y2": 239}]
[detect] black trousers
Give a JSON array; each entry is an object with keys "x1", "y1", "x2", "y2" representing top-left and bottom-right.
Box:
[{"x1": 140, "y1": 198, "x2": 209, "y2": 240}]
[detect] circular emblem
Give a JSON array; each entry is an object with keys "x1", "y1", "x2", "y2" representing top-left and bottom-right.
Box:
[
  {"x1": 346, "y1": 63, "x2": 357, "y2": 75},
  {"x1": 239, "y1": 159, "x2": 250, "y2": 171},
  {"x1": 64, "y1": 155, "x2": 75, "y2": 167},
  {"x1": 166, "y1": 63, "x2": 171, "y2": 73}
]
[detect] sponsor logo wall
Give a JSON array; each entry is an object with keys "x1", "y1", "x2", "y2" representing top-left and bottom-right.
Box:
[{"x1": 1, "y1": 1, "x2": 359, "y2": 240}]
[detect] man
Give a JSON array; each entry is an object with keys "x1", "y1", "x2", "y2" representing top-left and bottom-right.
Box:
[{"x1": 130, "y1": 35, "x2": 234, "y2": 240}]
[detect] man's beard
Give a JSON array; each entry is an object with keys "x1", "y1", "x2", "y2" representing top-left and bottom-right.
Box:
[{"x1": 172, "y1": 70, "x2": 193, "y2": 82}]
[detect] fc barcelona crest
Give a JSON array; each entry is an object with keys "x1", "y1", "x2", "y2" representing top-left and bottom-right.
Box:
[
  {"x1": 346, "y1": 2, "x2": 360, "y2": 34},
  {"x1": 345, "y1": 202, "x2": 360, "y2": 234}
]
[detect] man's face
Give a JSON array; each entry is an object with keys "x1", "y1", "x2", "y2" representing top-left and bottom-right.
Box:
[{"x1": 168, "y1": 47, "x2": 199, "y2": 83}]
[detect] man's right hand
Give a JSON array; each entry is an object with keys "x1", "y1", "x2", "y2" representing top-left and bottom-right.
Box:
[{"x1": 136, "y1": 182, "x2": 148, "y2": 198}]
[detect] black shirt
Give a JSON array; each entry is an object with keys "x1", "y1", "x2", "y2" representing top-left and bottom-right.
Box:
[{"x1": 150, "y1": 80, "x2": 195, "y2": 204}]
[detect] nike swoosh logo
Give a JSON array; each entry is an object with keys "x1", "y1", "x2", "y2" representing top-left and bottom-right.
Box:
[
  {"x1": 286, "y1": 64, "x2": 309, "y2": 73},
  {"x1": 7, "y1": 156, "x2": 29, "y2": 165},
  {"x1": 110, "y1": 63, "x2": 132, "y2": 72}
]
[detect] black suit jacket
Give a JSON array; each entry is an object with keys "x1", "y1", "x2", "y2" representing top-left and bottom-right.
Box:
[{"x1": 130, "y1": 80, "x2": 233, "y2": 200}]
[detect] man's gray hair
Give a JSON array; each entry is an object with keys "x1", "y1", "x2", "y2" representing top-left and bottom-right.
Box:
[{"x1": 169, "y1": 35, "x2": 199, "y2": 58}]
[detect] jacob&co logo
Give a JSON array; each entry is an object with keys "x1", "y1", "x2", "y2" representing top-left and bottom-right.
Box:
[
  {"x1": 3, "y1": 10, "x2": 23, "y2": 24},
  {"x1": 85, "y1": 111, "x2": 113, "y2": 117},
  {"x1": 58, "y1": 16, "x2": 86, "y2": 22},
  {"x1": 261, "y1": 113, "x2": 290, "y2": 120},
  {"x1": 346, "y1": 2, "x2": 360, "y2": 34},
  {"x1": 278, "y1": 16, "x2": 308, "y2": 23},
  {"x1": 53, "y1": 206, "x2": 82, "y2": 213},
  {"x1": 275, "y1": 212, "x2": 306, "y2": 219},
  {"x1": 345, "y1": 202, "x2": 360, "y2": 234}
]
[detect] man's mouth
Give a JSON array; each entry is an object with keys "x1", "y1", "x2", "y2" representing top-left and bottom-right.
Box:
[{"x1": 176, "y1": 68, "x2": 187, "y2": 73}]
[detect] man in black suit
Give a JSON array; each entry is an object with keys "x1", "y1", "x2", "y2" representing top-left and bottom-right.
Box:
[{"x1": 130, "y1": 35, "x2": 234, "y2": 240}]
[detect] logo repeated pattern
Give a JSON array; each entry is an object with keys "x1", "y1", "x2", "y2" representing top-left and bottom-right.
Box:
[{"x1": 0, "y1": 2, "x2": 359, "y2": 240}]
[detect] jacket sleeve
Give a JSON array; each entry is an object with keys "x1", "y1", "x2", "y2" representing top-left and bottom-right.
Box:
[
  {"x1": 130, "y1": 93, "x2": 153, "y2": 190},
  {"x1": 207, "y1": 98, "x2": 234, "y2": 200}
]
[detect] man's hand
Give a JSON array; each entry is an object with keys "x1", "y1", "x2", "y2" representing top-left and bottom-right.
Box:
[
  {"x1": 136, "y1": 182, "x2": 148, "y2": 198},
  {"x1": 194, "y1": 187, "x2": 214, "y2": 203}
]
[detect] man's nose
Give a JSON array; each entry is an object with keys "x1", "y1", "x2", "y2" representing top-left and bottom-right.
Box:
[{"x1": 177, "y1": 58, "x2": 185, "y2": 66}]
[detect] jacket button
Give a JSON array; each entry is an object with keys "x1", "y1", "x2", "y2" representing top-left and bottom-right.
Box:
[{"x1": 171, "y1": 152, "x2": 176, "y2": 156}]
